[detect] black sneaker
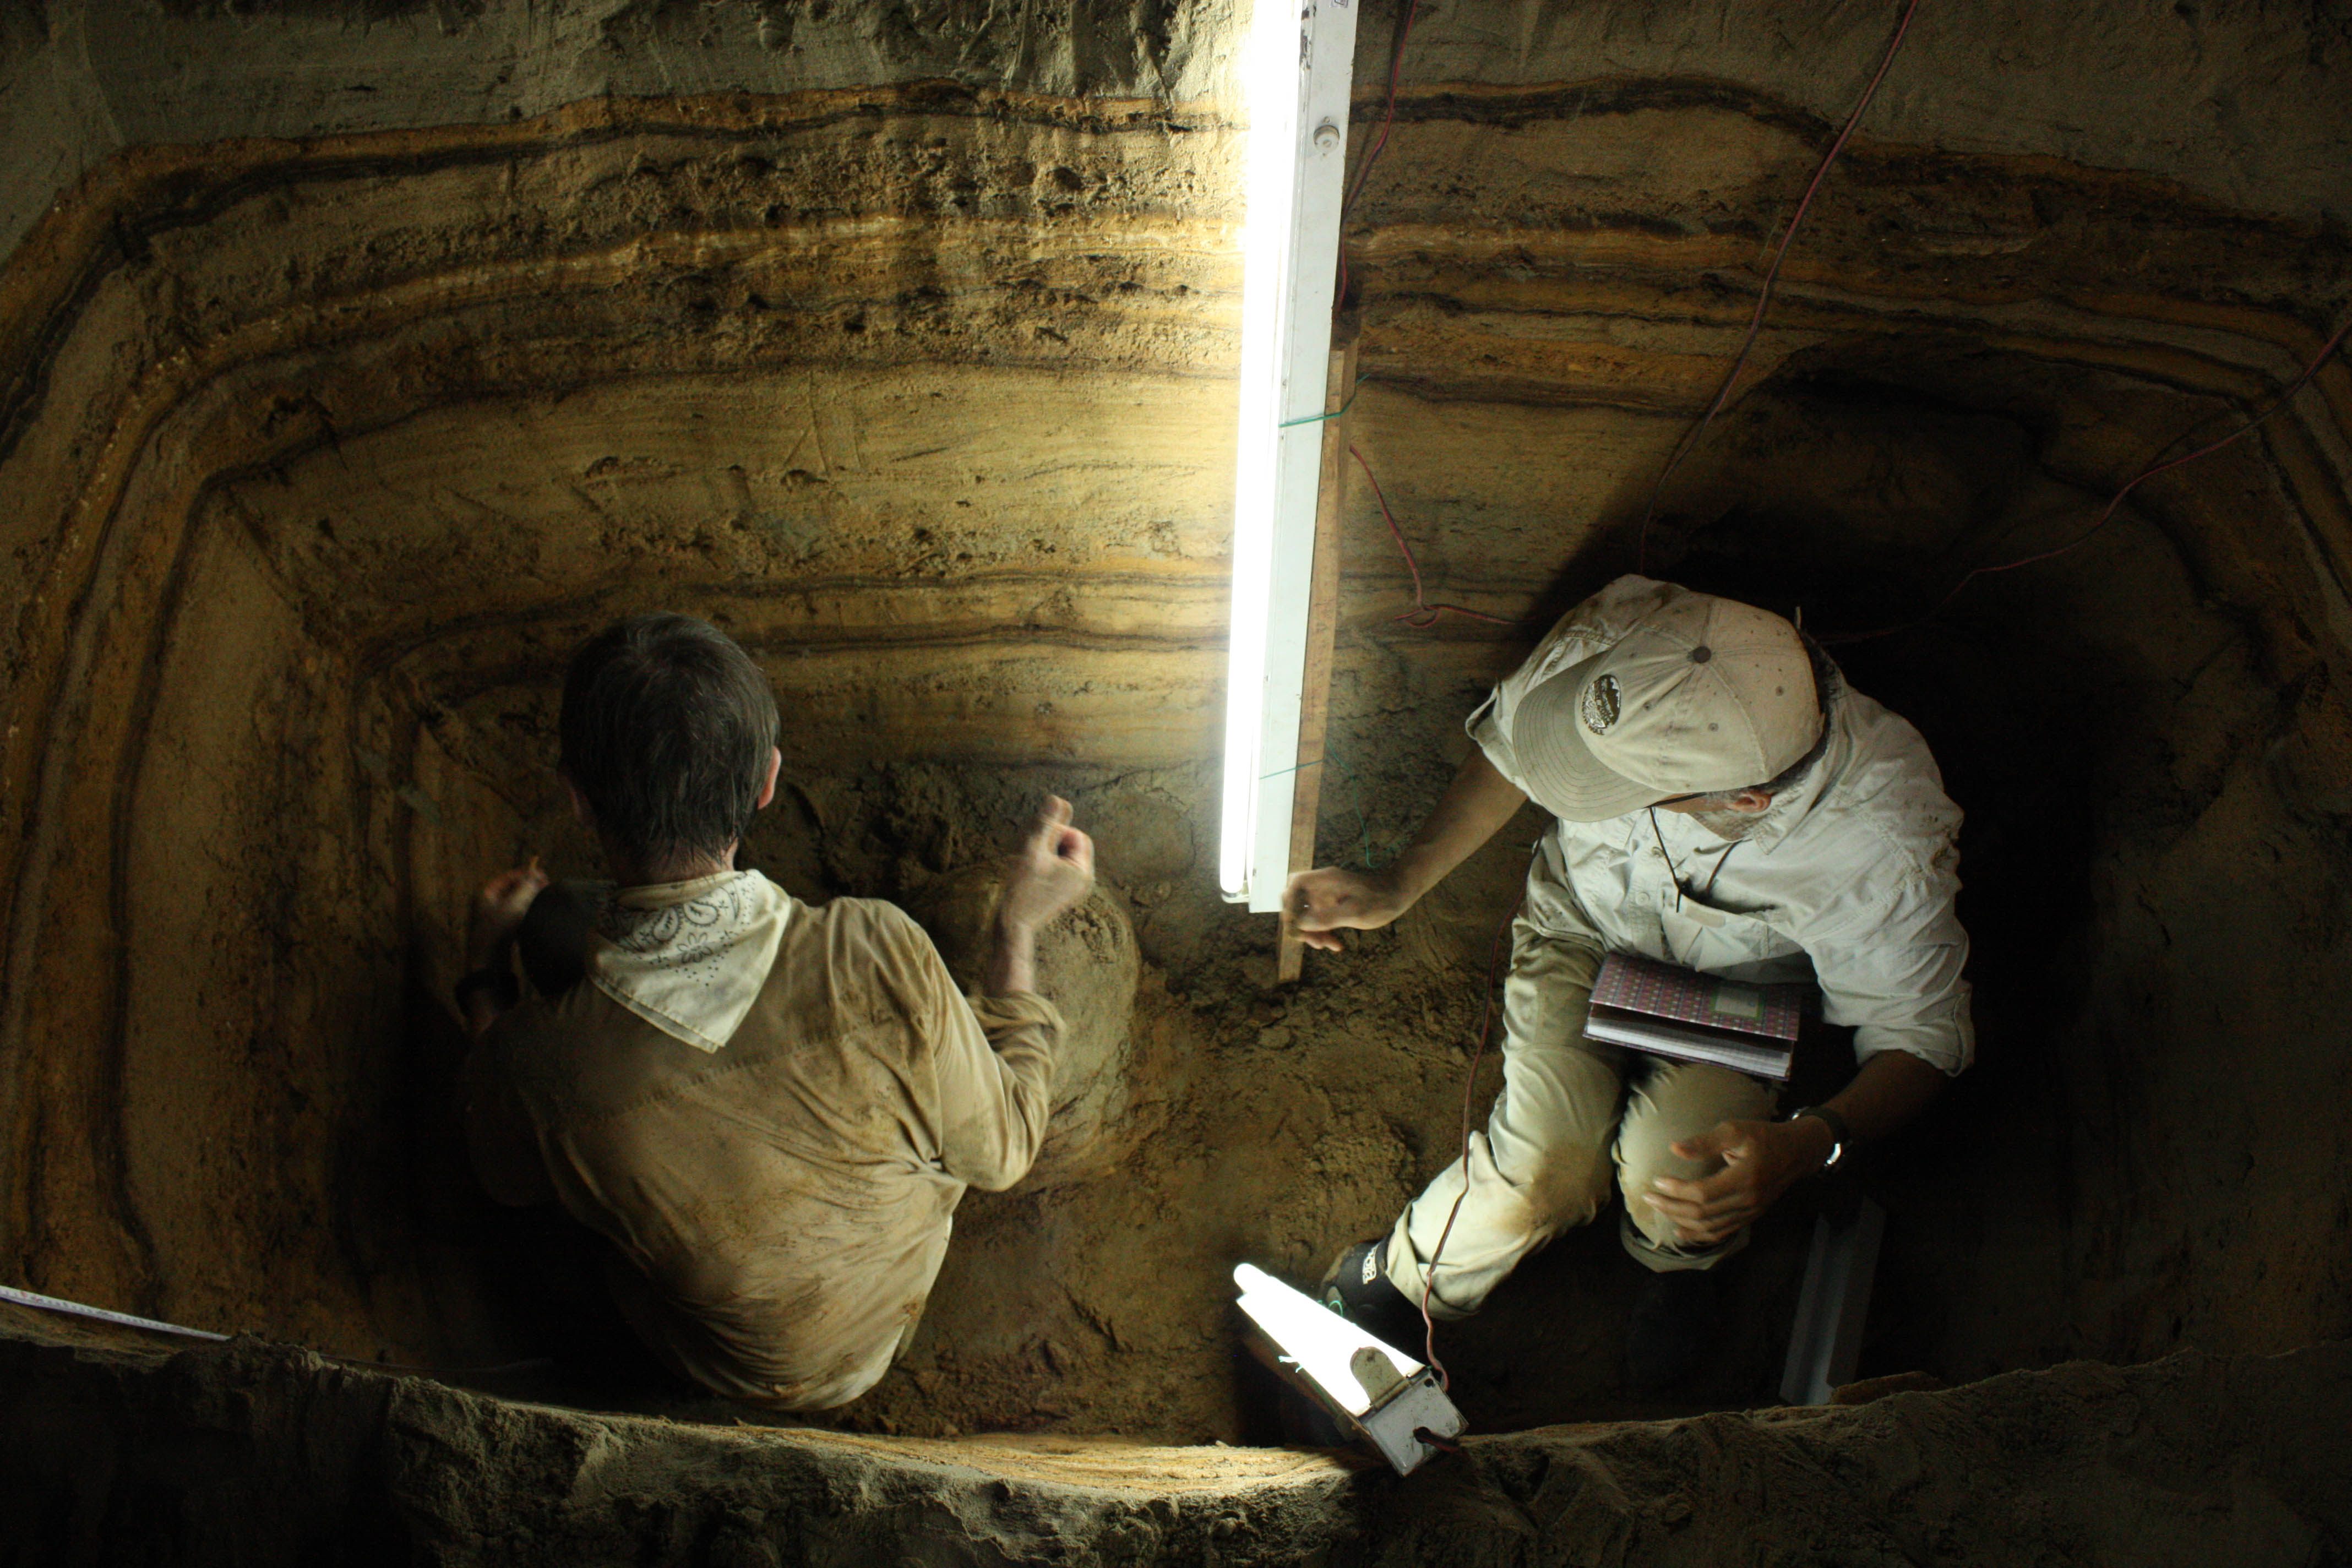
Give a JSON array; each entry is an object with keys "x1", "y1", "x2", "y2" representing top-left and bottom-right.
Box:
[
  {"x1": 1318, "y1": 1238, "x2": 1427, "y2": 1352},
  {"x1": 1623, "y1": 1267, "x2": 1721, "y2": 1393}
]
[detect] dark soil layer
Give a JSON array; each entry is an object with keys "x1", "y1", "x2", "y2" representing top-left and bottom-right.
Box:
[{"x1": 5, "y1": 1305, "x2": 2349, "y2": 1565}]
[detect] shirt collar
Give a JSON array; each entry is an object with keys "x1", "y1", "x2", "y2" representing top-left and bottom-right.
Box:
[
  {"x1": 1734, "y1": 699, "x2": 1852, "y2": 856},
  {"x1": 609, "y1": 869, "x2": 747, "y2": 911}
]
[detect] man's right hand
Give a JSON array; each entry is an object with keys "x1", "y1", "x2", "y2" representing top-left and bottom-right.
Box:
[
  {"x1": 1284, "y1": 866, "x2": 1410, "y2": 952},
  {"x1": 1283, "y1": 749, "x2": 1526, "y2": 955},
  {"x1": 998, "y1": 796, "x2": 1095, "y2": 934},
  {"x1": 986, "y1": 797, "x2": 1094, "y2": 997},
  {"x1": 467, "y1": 859, "x2": 549, "y2": 972}
]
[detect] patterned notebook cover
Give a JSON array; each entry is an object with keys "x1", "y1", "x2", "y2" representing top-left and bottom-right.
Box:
[{"x1": 1589, "y1": 952, "x2": 1804, "y2": 1041}]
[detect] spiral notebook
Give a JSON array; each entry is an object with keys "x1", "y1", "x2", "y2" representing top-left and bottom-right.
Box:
[{"x1": 1583, "y1": 952, "x2": 1806, "y2": 1081}]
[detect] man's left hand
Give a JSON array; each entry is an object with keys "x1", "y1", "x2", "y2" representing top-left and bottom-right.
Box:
[{"x1": 1646, "y1": 1116, "x2": 1836, "y2": 1246}]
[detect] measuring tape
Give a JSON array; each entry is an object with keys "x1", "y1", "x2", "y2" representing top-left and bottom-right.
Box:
[{"x1": 0, "y1": 1283, "x2": 229, "y2": 1342}]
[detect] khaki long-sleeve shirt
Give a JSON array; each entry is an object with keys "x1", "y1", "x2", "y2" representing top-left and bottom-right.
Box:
[
  {"x1": 480, "y1": 889, "x2": 1060, "y2": 1409},
  {"x1": 1472, "y1": 576, "x2": 1975, "y2": 1074}
]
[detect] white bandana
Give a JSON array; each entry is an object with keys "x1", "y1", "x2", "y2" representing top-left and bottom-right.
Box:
[{"x1": 588, "y1": 870, "x2": 791, "y2": 1054}]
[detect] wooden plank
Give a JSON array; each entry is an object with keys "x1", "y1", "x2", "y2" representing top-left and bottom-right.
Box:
[{"x1": 1278, "y1": 332, "x2": 1360, "y2": 982}]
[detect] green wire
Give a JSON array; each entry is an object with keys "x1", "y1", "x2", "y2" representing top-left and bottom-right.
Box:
[
  {"x1": 1257, "y1": 752, "x2": 1410, "y2": 871},
  {"x1": 1276, "y1": 380, "x2": 1371, "y2": 429}
]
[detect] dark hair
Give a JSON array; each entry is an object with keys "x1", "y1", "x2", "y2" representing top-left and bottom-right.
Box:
[
  {"x1": 559, "y1": 614, "x2": 780, "y2": 863},
  {"x1": 1746, "y1": 630, "x2": 1843, "y2": 797}
]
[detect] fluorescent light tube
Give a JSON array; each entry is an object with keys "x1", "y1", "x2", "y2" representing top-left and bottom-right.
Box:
[
  {"x1": 1234, "y1": 1262, "x2": 1418, "y2": 1417},
  {"x1": 1218, "y1": 0, "x2": 1360, "y2": 910},
  {"x1": 1232, "y1": 1262, "x2": 1467, "y2": 1474}
]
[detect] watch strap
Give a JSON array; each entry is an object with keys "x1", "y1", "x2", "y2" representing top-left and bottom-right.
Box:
[{"x1": 1786, "y1": 1104, "x2": 1850, "y2": 1171}]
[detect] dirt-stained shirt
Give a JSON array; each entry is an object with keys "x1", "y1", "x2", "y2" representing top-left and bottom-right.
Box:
[
  {"x1": 1470, "y1": 576, "x2": 1975, "y2": 1074},
  {"x1": 485, "y1": 887, "x2": 1060, "y2": 1409}
]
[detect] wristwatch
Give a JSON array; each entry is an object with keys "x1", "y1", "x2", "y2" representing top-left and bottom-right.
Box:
[{"x1": 1785, "y1": 1104, "x2": 1850, "y2": 1172}]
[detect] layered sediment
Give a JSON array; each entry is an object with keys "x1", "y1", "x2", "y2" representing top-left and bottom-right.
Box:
[{"x1": 0, "y1": 0, "x2": 2347, "y2": 1556}]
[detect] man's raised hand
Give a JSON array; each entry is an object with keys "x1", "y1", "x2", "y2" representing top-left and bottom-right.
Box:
[
  {"x1": 467, "y1": 859, "x2": 549, "y2": 971},
  {"x1": 1282, "y1": 866, "x2": 1409, "y2": 952},
  {"x1": 998, "y1": 795, "x2": 1095, "y2": 934}
]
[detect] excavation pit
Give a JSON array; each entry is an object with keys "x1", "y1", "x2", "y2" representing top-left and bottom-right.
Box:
[{"x1": 1, "y1": 2, "x2": 2349, "y2": 1560}]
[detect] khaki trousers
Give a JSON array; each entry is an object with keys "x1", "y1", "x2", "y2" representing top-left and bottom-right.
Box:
[{"x1": 1382, "y1": 918, "x2": 1779, "y2": 1318}]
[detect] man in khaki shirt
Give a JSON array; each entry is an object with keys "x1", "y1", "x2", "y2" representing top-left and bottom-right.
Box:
[
  {"x1": 455, "y1": 613, "x2": 1093, "y2": 1409},
  {"x1": 1291, "y1": 578, "x2": 1965, "y2": 1390}
]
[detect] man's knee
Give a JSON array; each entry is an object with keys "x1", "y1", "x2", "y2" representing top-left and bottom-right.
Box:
[
  {"x1": 1505, "y1": 1140, "x2": 1615, "y2": 1235},
  {"x1": 1484, "y1": 951, "x2": 1621, "y2": 1226},
  {"x1": 1615, "y1": 1062, "x2": 1776, "y2": 1251},
  {"x1": 1390, "y1": 1140, "x2": 1614, "y2": 1316},
  {"x1": 1399, "y1": 1126, "x2": 1613, "y2": 1267},
  {"x1": 1465, "y1": 1060, "x2": 1620, "y2": 1240},
  {"x1": 1616, "y1": 1137, "x2": 1706, "y2": 1253}
]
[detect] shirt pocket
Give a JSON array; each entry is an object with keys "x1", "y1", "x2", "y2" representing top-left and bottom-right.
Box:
[{"x1": 1658, "y1": 896, "x2": 1807, "y2": 981}]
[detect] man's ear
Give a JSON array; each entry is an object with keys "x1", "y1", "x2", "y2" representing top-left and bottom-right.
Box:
[
  {"x1": 755, "y1": 747, "x2": 781, "y2": 812},
  {"x1": 1730, "y1": 787, "x2": 1775, "y2": 814},
  {"x1": 562, "y1": 774, "x2": 596, "y2": 831}
]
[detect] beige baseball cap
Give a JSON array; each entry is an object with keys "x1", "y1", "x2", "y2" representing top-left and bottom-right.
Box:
[{"x1": 1511, "y1": 585, "x2": 1821, "y2": 821}]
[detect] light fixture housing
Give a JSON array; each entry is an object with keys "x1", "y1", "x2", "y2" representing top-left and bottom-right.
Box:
[
  {"x1": 1233, "y1": 1263, "x2": 1465, "y2": 1475},
  {"x1": 1218, "y1": 0, "x2": 1360, "y2": 910}
]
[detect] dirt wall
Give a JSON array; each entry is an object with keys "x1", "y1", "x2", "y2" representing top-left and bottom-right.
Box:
[
  {"x1": 5, "y1": 1306, "x2": 2350, "y2": 1565},
  {"x1": 0, "y1": 0, "x2": 2346, "y2": 1528}
]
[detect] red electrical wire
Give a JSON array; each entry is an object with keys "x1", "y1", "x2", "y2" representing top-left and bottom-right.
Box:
[
  {"x1": 1637, "y1": 0, "x2": 1926, "y2": 573},
  {"x1": 1342, "y1": 0, "x2": 1425, "y2": 220},
  {"x1": 1414, "y1": 899, "x2": 1519, "y2": 1389},
  {"x1": 1322, "y1": 1, "x2": 1515, "y2": 629},
  {"x1": 1334, "y1": 0, "x2": 1424, "y2": 308},
  {"x1": 1349, "y1": 445, "x2": 1516, "y2": 628},
  {"x1": 1329, "y1": 3, "x2": 1926, "y2": 616},
  {"x1": 1826, "y1": 315, "x2": 2352, "y2": 644}
]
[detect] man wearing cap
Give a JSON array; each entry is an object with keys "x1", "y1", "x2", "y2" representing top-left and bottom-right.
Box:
[{"x1": 1291, "y1": 575, "x2": 1970, "y2": 1389}]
